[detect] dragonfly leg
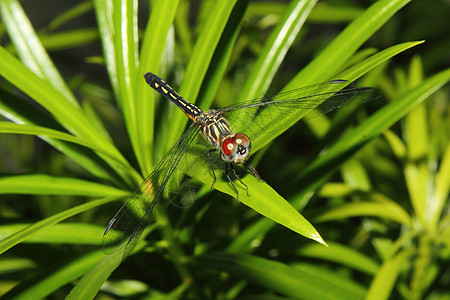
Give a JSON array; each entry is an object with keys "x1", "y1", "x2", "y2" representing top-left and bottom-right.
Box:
[
  {"x1": 230, "y1": 163, "x2": 249, "y2": 197},
  {"x1": 225, "y1": 163, "x2": 239, "y2": 200},
  {"x1": 207, "y1": 149, "x2": 218, "y2": 190},
  {"x1": 243, "y1": 161, "x2": 265, "y2": 182}
]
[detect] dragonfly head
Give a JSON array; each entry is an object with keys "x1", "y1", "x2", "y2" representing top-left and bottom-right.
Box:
[{"x1": 220, "y1": 133, "x2": 252, "y2": 164}]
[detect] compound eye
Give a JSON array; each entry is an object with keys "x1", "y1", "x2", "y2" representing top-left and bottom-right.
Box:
[
  {"x1": 233, "y1": 133, "x2": 251, "y2": 163},
  {"x1": 221, "y1": 138, "x2": 237, "y2": 156},
  {"x1": 234, "y1": 133, "x2": 251, "y2": 149}
]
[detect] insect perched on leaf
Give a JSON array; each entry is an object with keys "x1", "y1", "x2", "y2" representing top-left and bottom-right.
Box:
[{"x1": 102, "y1": 73, "x2": 381, "y2": 261}]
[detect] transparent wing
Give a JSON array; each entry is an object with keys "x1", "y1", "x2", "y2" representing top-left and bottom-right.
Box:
[
  {"x1": 219, "y1": 80, "x2": 382, "y2": 136},
  {"x1": 102, "y1": 123, "x2": 201, "y2": 261},
  {"x1": 221, "y1": 80, "x2": 381, "y2": 114}
]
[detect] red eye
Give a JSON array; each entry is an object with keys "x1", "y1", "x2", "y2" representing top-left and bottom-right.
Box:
[{"x1": 221, "y1": 138, "x2": 236, "y2": 155}]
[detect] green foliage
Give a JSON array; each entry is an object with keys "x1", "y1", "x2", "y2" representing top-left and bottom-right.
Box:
[{"x1": 0, "y1": 0, "x2": 448, "y2": 299}]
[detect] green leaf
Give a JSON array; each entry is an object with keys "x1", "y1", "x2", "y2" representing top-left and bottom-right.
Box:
[
  {"x1": 315, "y1": 200, "x2": 411, "y2": 225},
  {"x1": 40, "y1": 28, "x2": 99, "y2": 51},
  {"x1": 0, "y1": 122, "x2": 128, "y2": 167},
  {"x1": 295, "y1": 242, "x2": 379, "y2": 275},
  {"x1": 197, "y1": 253, "x2": 363, "y2": 300},
  {"x1": 300, "y1": 68, "x2": 450, "y2": 187},
  {"x1": 66, "y1": 252, "x2": 122, "y2": 300},
  {"x1": 1, "y1": 250, "x2": 106, "y2": 300},
  {"x1": 0, "y1": 257, "x2": 36, "y2": 276},
  {"x1": 286, "y1": 0, "x2": 411, "y2": 88},
  {"x1": 433, "y1": 144, "x2": 450, "y2": 228},
  {"x1": 0, "y1": 197, "x2": 121, "y2": 256},
  {"x1": 110, "y1": 0, "x2": 139, "y2": 166},
  {"x1": 0, "y1": 122, "x2": 93, "y2": 147},
  {"x1": 404, "y1": 57, "x2": 430, "y2": 227},
  {"x1": 0, "y1": 174, "x2": 128, "y2": 196},
  {"x1": 254, "y1": 41, "x2": 424, "y2": 151},
  {"x1": 339, "y1": 159, "x2": 372, "y2": 192},
  {"x1": 0, "y1": 223, "x2": 103, "y2": 245},
  {"x1": 337, "y1": 42, "x2": 424, "y2": 82},
  {"x1": 188, "y1": 44, "x2": 425, "y2": 249},
  {"x1": 0, "y1": 86, "x2": 115, "y2": 181},
  {"x1": 0, "y1": 46, "x2": 135, "y2": 181},
  {"x1": 225, "y1": 43, "x2": 421, "y2": 249},
  {"x1": 0, "y1": 0, "x2": 78, "y2": 106},
  {"x1": 164, "y1": 0, "x2": 238, "y2": 151},
  {"x1": 307, "y1": 41, "x2": 421, "y2": 138},
  {"x1": 135, "y1": 0, "x2": 181, "y2": 175},
  {"x1": 46, "y1": 1, "x2": 93, "y2": 31},
  {"x1": 366, "y1": 249, "x2": 414, "y2": 300},
  {"x1": 186, "y1": 159, "x2": 326, "y2": 245},
  {"x1": 240, "y1": 0, "x2": 318, "y2": 100},
  {"x1": 0, "y1": 49, "x2": 83, "y2": 139},
  {"x1": 196, "y1": 0, "x2": 248, "y2": 110},
  {"x1": 292, "y1": 263, "x2": 367, "y2": 297},
  {"x1": 247, "y1": 2, "x2": 287, "y2": 17},
  {"x1": 227, "y1": 67, "x2": 450, "y2": 252},
  {"x1": 308, "y1": 2, "x2": 364, "y2": 24},
  {"x1": 92, "y1": 0, "x2": 117, "y2": 95}
]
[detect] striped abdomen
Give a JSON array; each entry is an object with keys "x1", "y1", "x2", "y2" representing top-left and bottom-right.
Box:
[{"x1": 144, "y1": 72, "x2": 203, "y2": 121}]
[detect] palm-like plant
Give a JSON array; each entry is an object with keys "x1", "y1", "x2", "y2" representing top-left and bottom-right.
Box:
[{"x1": 0, "y1": 0, "x2": 448, "y2": 299}]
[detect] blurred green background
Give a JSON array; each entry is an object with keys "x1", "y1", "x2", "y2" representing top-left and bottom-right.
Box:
[{"x1": 0, "y1": 0, "x2": 449, "y2": 299}]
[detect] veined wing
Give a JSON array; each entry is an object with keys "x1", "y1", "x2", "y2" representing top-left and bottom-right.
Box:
[
  {"x1": 102, "y1": 123, "x2": 200, "y2": 261},
  {"x1": 220, "y1": 80, "x2": 382, "y2": 115},
  {"x1": 219, "y1": 80, "x2": 382, "y2": 138}
]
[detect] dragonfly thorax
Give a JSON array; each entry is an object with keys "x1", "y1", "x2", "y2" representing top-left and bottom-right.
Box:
[{"x1": 197, "y1": 110, "x2": 234, "y2": 149}]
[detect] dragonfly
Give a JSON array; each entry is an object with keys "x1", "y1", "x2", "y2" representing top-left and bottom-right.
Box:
[{"x1": 102, "y1": 73, "x2": 381, "y2": 261}]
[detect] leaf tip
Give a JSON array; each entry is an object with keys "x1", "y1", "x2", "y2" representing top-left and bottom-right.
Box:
[{"x1": 311, "y1": 232, "x2": 328, "y2": 247}]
